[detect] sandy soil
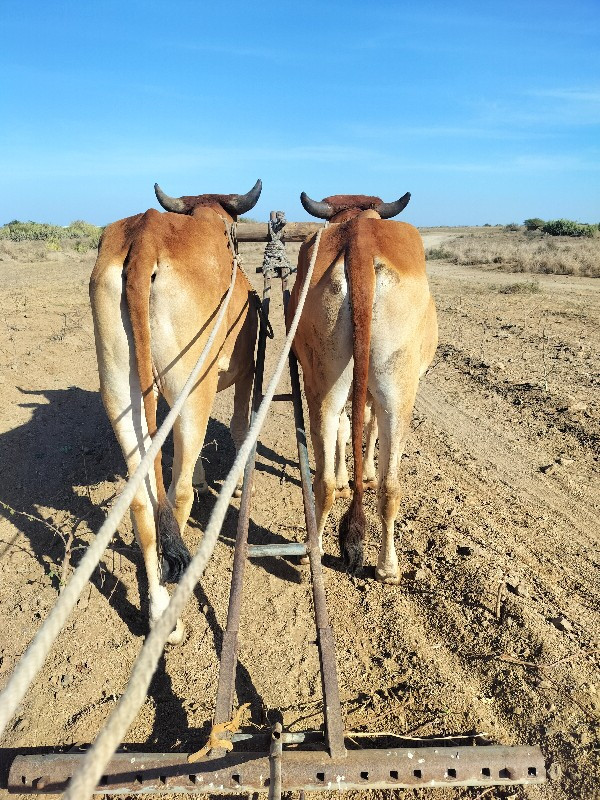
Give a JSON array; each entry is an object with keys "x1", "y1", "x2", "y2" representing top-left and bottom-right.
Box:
[{"x1": 0, "y1": 232, "x2": 598, "y2": 800}]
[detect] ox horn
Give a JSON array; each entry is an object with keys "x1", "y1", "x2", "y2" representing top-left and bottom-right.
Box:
[
  {"x1": 300, "y1": 191, "x2": 334, "y2": 220},
  {"x1": 154, "y1": 183, "x2": 187, "y2": 213},
  {"x1": 220, "y1": 179, "x2": 263, "y2": 216},
  {"x1": 376, "y1": 192, "x2": 411, "y2": 219}
]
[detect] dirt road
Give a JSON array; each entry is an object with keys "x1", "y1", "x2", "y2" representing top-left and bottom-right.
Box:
[{"x1": 0, "y1": 234, "x2": 598, "y2": 799}]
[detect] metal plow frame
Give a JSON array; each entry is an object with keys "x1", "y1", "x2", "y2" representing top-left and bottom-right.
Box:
[{"x1": 7, "y1": 213, "x2": 547, "y2": 796}]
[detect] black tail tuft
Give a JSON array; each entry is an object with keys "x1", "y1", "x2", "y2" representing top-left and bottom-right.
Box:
[
  {"x1": 158, "y1": 501, "x2": 191, "y2": 584},
  {"x1": 339, "y1": 495, "x2": 366, "y2": 576}
]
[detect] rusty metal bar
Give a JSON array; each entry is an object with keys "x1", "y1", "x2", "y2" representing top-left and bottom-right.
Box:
[
  {"x1": 8, "y1": 744, "x2": 546, "y2": 794},
  {"x1": 268, "y1": 723, "x2": 283, "y2": 800},
  {"x1": 211, "y1": 236, "x2": 274, "y2": 745},
  {"x1": 247, "y1": 543, "x2": 307, "y2": 558},
  {"x1": 271, "y1": 393, "x2": 294, "y2": 402},
  {"x1": 280, "y1": 246, "x2": 347, "y2": 761}
]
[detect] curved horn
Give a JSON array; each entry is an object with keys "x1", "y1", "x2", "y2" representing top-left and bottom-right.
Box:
[
  {"x1": 376, "y1": 191, "x2": 411, "y2": 220},
  {"x1": 220, "y1": 179, "x2": 262, "y2": 216},
  {"x1": 300, "y1": 191, "x2": 334, "y2": 220},
  {"x1": 154, "y1": 183, "x2": 187, "y2": 213}
]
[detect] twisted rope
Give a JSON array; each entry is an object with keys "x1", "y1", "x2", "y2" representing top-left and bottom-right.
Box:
[
  {"x1": 0, "y1": 231, "x2": 240, "y2": 739},
  {"x1": 262, "y1": 212, "x2": 294, "y2": 278},
  {"x1": 64, "y1": 227, "x2": 323, "y2": 800}
]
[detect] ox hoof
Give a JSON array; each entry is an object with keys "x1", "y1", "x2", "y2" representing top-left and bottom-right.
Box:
[
  {"x1": 194, "y1": 481, "x2": 209, "y2": 496},
  {"x1": 335, "y1": 485, "x2": 351, "y2": 499},
  {"x1": 375, "y1": 568, "x2": 400, "y2": 585},
  {"x1": 363, "y1": 478, "x2": 378, "y2": 490},
  {"x1": 233, "y1": 482, "x2": 255, "y2": 499},
  {"x1": 300, "y1": 544, "x2": 323, "y2": 565},
  {"x1": 166, "y1": 619, "x2": 186, "y2": 646}
]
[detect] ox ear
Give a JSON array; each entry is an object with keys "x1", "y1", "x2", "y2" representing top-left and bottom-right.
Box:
[
  {"x1": 300, "y1": 192, "x2": 334, "y2": 220},
  {"x1": 154, "y1": 184, "x2": 188, "y2": 214},
  {"x1": 220, "y1": 179, "x2": 262, "y2": 216},
  {"x1": 376, "y1": 192, "x2": 411, "y2": 219}
]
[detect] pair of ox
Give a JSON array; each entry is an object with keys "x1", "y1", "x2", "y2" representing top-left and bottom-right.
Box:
[{"x1": 90, "y1": 182, "x2": 437, "y2": 643}]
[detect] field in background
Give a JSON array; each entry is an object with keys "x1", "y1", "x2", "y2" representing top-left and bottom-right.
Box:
[
  {"x1": 423, "y1": 227, "x2": 600, "y2": 278},
  {"x1": 2, "y1": 222, "x2": 598, "y2": 278}
]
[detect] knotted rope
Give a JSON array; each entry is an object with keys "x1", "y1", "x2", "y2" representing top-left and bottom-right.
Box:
[{"x1": 262, "y1": 212, "x2": 295, "y2": 278}]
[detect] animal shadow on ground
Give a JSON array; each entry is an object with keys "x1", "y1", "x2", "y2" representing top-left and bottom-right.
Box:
[
  {"x1": 0, "y1": 386, "x2": 296, "y2": 738},
  {"x1": 0, "y1": 386, "x2": 145, "y2": 634},
  {"x1": 187, "y1": 415, "x2": 304, "y2": 586}
]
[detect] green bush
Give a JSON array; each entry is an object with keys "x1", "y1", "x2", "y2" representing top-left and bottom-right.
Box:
[
  {"x1": 499, "y1": 280, "x2": 540, "y2": 294},
  {"x1": 0, "y1": 219, "x2": 103, "y2": 247},
  {"x1": 504, "y1": 222, "x2": 521, "y2": 232},
  {"x1": 524, "y1": 218, "x2": 545, "y2": 230},
  {"x1": 542, "y1": 219, "x2": 599, "y2": 237},
  {"x1": 0, "y1": 221, "x2": 63, "y2": 241},
  {"x1": 425, "y1": 246, "x2": 454, "y2": 260}
]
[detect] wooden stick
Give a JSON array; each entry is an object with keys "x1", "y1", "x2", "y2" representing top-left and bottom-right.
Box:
[{"x1": 236, "y1": 222, "x2": 324, "y2": 242}]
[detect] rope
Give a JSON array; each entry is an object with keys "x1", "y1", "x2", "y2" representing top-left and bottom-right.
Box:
[
  {"x1": 64, "y1": 227, "x2": 323, "y2": 800},
  {"x1": 262, "y1": 212, "x2": 294, "y2": 278},
  {"x1": 0, "y1": 233, "x2": 240, "y2": 740}
]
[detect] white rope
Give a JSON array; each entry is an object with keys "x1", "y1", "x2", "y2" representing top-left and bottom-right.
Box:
[
  {"x1": 0, "y1": 254, "x2": 239, "y2": 739},
  {"x1": 64, "y1": 228, "x2": 323, "y2": 800}
]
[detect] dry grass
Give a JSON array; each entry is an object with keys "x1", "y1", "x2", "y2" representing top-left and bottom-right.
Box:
[{"x1": 426, "y1": 229, "x2": 600, "y2": 277}]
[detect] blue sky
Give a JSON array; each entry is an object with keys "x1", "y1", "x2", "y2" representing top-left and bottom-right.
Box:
[{"x1": 1, "y1": 0, "x2": 599, "y2": 226}]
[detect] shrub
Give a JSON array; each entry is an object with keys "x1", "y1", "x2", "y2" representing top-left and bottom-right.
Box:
[
  {"x1": 524, "y1": 218, "x2": 545, "y2": 231},
  {"x1": 425, "y1": 246, "x2": 454, "y2": 260},
  {"x1": 0, "y1": 219, "x2": 103, "y2": 248},
  {"x1": 542, "y1": 219, "x2": 599, "y2": 237},
  {"x1": 499, "y1": 280, "x2": 540, "y2": 294},
  {"x1": 504, "y1": 222, "x2": 521, "y2": 232},
  {"x1": 0, "y1": 221, "x2": 63, "y2": 241}
]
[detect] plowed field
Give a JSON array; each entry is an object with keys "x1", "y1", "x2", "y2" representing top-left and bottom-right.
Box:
[{"x1": 0, "y1": 232, "x2": 598, "y2": 799}]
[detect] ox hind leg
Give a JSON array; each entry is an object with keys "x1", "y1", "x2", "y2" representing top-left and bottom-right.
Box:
[
  {"x1": 363, "y1": 396, "x2": 378, "y2": 489},
  {"x1": 103, "y1": 388, "x2": 185, "y2": 645},
  {"x1": 228, "y1": 366, "x2": 254, "y2": 497},
  {"x1": 167, "y1": 375, "x2": 218, "y2": 536},
  {"x1": 334, "y1": 411, "x2": 351, "y2": 499},
  {"x1": 93, "y1": 277, "x2": 183, "y2": 644},
  {"x1": 370, "y1": 375, "x2": 418, "y2": 585},
  {"x1": 334, "y1": 398, "x2": 378, "y2": 500},
  {"x1": 307, "y1": 384, "x2": 351, "y2": 554}
]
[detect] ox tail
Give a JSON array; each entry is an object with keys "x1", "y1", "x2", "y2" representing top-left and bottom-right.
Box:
[
  {"x1": 125, "y1": 252, "x2": 191, "y2": 584},
  {"x1": 339, "y1": 223, "x2": 376, "y2": 575}
]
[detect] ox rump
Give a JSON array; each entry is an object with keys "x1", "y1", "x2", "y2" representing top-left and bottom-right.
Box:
[
  {"x1": 90, "y1": 181, "x2": 261, "y2": 644},
  {"x1": 288, "y1": 191, "x2": 438, "y2": 584}
]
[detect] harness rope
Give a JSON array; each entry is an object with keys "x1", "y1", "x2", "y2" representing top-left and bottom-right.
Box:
[
  {"x1": 64, "y1": 227, "x2": 323, "y2": 800},
  {"x1": 225, "y1": 219, "x2": 274, "y2": 338},
  {"x1": 0, "y1": 223, "x2": 240, "y2": 739},
  {"x1": 262, "y1": 212, "x2": 295, "y2": 277}
]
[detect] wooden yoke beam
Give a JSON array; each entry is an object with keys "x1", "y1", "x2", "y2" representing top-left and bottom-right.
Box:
[{"x1": 236, "y1": 222, "x2": 324, "y2": 242}]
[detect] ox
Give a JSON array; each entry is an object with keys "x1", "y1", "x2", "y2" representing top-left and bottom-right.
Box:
[
  {"x1": 287, "y1": 191, "x2": 438, "y2": 583},
  {"x1": 90, "y1": 181, "x2": 261, "y2": 643}
]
